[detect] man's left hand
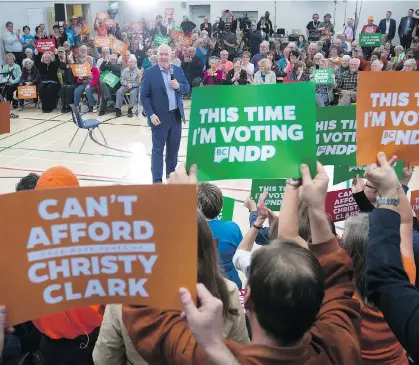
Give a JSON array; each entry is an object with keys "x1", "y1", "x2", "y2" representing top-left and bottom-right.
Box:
[{"x1": 170, "y1": 79, "x2": 179, "y2": 90}]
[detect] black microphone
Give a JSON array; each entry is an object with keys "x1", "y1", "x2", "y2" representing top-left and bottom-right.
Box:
[{"x1": 170, "y1": 67, "x2": 175, "y2": 80}]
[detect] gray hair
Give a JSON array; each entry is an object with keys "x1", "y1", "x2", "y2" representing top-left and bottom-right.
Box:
[
  {"x1": 314, "y1": 53, "x2": 324, "y2": 60},
  {"x1": 371, "y1": 59, "x2": 383, "y2": 70},
  {"x1": 342, "y1": 54, "x2": 351, "y2": 61},
  {"x1": 209, "y1": 56, "x2": 220, "y2": 65},
  {"x1": 233, "y1": 57, "x2": 242, "y2": 64},
  {"x1": 403, "y1": 58, "x2": 417, "y2": 70},
  {"x1": 341, "y1": 213, "x2": 369, "y2": 304},
  {"x1": 394, "y1": 45, "x2": 403, "y2": 52},
  {"x1": 22, "y1": 58, "x2": 34, "y2": 68},
  {"x1": 5, "y1": 53, "x2": 15, "y2": 62},
  {"x1": 25, "y1": 48, "x2": 33, "y2": 54}
]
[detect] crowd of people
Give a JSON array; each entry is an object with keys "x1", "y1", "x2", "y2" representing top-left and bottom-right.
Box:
[
  {"x1": 2, "y1": 8, "x2": 419, "y2": 119},
  {"x1": 1, "y1": 6, "x2": 419, "y2": 365}
]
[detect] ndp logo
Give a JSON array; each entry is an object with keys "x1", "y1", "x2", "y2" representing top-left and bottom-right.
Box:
[
  {"x1": 381, "y1": 130, "x2": 396, "y2": 145},
  {"x1": 213, "y1": 146, "x2": 276, "y2": 163}
]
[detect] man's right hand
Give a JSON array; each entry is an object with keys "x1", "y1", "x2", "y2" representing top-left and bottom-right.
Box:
[
  {"x1": 351, "y1": 174, "x2": 365, "y2": 194},
  {"x1": 301, "y1": 162, "x2": 329, "y2": 210},
  {"x1": 365, "y1": 152, "x2": 399, "y2": 197},
  {"x1": 150, "y1": 114, "x2": 161, "y2": 126}
]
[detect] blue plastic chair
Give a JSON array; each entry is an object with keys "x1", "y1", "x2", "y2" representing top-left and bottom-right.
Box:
[{"x1": 69, "y1": 104, "x2": 108, "y2": 153}]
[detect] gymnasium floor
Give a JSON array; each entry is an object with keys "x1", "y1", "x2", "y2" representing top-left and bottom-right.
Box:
[{"x1": 2, "y1": 100, "x2": 418, "y2": 235}]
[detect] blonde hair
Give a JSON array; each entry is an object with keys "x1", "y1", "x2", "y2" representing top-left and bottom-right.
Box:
[
  {"x1": 41, "y1": 52, "x2": 54, "y2": 63},
  {"x1": 258, "y1": 58, "x2": 270, "y2": 70}
]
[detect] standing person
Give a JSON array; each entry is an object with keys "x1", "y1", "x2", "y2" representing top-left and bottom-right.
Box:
[
  {"x1": 248, "y1": 22, "x2": 262, "y2": 57},
  {"x1": 22, "y1": 26, "x2": 35, "y2": 52},
  {"x1": 251, "y1": 40, "x2": 269, "y2": 72},
  {"x1": 181, "y1": 16, "x2": 196, "y2": 36},
  {"x1": 3, "y1": 21, "x2": 24, "y2": 67},
  {"x1": 94, "y1": 17, "x2": 108, "y2": 37},
  {"x1": 306, "y1": 13, "x2": 321, "y2": 41},
  {"x1": 399, "y1": 9, "x2": 417, "y2": 50},
  {"x1": 343, "y1": 18, "x2": 355, "y2": 43},
  {"x1": 319, "y1": 13, "x2": 334, "y2": 42},
  {"x1": 140, "y1": 44, "x2": 190, "y2": 183},
  {"x1": 37, "y1": 52, "x2": 60, "y2": 113},
  {"x1": 361, "y1": 16, "x2": 379, "y2": 34},
  {"x1": 379, "y1": 11, "x2": 396, "y2": 44},
  {"x1": 150, "y1": 15, "x2": 168, "y2": 39},
  {"x1": 115, "y1": 58, "x2": 140, "y2": 118},
  {"x1": 257, "y1": 17, "x2": 269, "y2": 41},
  {"x1": 200, "y1": 16, "x2": 212, "y2": 37},
  {"x1": 263, "y1": 11, "x2": 274, "y2": 36},
  {"x1": 223, "y1": 24, "x2": 237, "y2": 61},
  {"x1": 181, "y1": 46, "x2": 203, "y2": 98}
]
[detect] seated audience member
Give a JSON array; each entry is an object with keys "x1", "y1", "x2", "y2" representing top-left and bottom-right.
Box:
[
  {"x1": 93, "y1": 210, "x2": 249, "y2": 365},
  {"x1": 181, "y1": 46, "x2": 203, "y2": 97},
  {"x1": 58, "y1": 49, "x2": 77, "y2": 113},
  {"x1": 0, "y1": 53, "x2": 21, "y2": 111},
  {"x1": 170, "y1": 49, "x2": 181, "y2": 67},
  {"x1": 383, "y1": 41, "x2": 393, "y2": 60},
  {"x1": 251, "y1": 41, "x2": 269, "y2": 72},
  {"x1": 336, "y1": 54, "x2": 351, "y2": 78},
  {"x1": 315, "y1": 58, "x2": 336, "y2": 107},
  {"x1": 371, "y1": 59, "x2": 384, "y2": 72},
  {"x1": 337, "y1": 57, "x2": 359, "y2": 105},
  {"x1": 76, "y1": 44, "x2": 88, "y2": 64},
  {"x1": 96, "y1": 46, "x2": 110, "y2": 70},
  {"x1": 297, "y1": 35, "x2": 308, "y2": 50},
  {"x1": 225, "y1": 58, "x2": 248, "y2": 85},
  {"x1": 284, "y1": 49, "x2": 301, "y2": 74},
  {"x1": 118, "y1": 50, "x2": 137, "y2": 69},
  {"x1": 369, "y1": 51, "x2": 387, "y2": 70},
  {"x1": 203, "y1": 57, "x2": 223, "y2": 86},
  {"x1": 218, "y1": 50, "x2": 233, "y2": 80},
  {"x1": 149, "y1": 55, "x2": 158, "y2": 67},
  {"x1": 115, "y1": 58, "x2": 140, "y2": 118},
  {"x1": 18, "y1": 58, "x2": 40, "y2": 110},
  {"x1": 16, "y1": 172, "x2": 39, "y2": 191},
  {"x1": 253, "y1": 59, "x2": 276, "y2": 84},
  {"x1": 141, "y1": 48, "x2": 154, "y2": 71},
  {"x1": 37, "y1": 52, "x2": 60, "y2": 113},
  {"x1": 241, "y1": 51, "x2": 254, "y2": 76},
  {"x1": 98, "y1": 54, "x2": 121, "y2": 116},
  {"x1": 387, "y1": 45, "x2": 404, "y2": 70},
  {"x1": 198, "y1": 182, "x2": 243, "y2": 289},
  {"x1": 309, "y1": 52, "x2": 324, "y2": 73},
  {"x1": 402, "y1": 58, "x2": 417, "y2": 71},
  {"x1": 365, "y1": 153, "x2": 419, "y2": 363},
  {"x1": 121, "y1": 162, "x2": 362, "y2": 365},
  {"x1": 328, "y1": 45, "x2": 342, "y2": 68},
  {"x1": 278, "y1": 47, "x2": 291, "y2": 74},
  {"x1": 74, "y1": 55, "x2": 99, "y2": 112},
  {"x1": 31, "y1": 166, "x2": 103, "y2": 365},
  {"x1": 24, "y1": 48, "x2": 34, "y2": 61},
  {"x1": 267, "y1": 51, "x2": 281, "y2": 80},
  {"x1": 352, "y1": 47, "x2": 370, "y2": 71},
  {"x1": 194, "y1": 36, "x2": 208, "y2": 70},
  {"x1": 304, "y1": 43, "x2": 317, "y2": 68},
  {"x1": 287, "y1": 60, "x2": 310, "y2": 81}
]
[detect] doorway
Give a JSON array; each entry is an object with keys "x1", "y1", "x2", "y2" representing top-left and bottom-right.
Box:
[{"x1": 189, "y1": 5, "x2": 210, "y2": 27}]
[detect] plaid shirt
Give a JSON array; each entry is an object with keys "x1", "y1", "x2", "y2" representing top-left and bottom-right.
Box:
[{"x1": 337, "y1": 70, "x2": 358, "y2": 91}]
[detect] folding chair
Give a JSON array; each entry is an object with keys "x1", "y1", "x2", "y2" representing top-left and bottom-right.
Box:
[{"x1": 69, "y1": 104, "x2": 108, "y2": 153}]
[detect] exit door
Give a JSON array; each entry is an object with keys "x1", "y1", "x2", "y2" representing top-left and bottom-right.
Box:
[{"x1": 189, "y1": 5, "x2": 210, "y2": 28}]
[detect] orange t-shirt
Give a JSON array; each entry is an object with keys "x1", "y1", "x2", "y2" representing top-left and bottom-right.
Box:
[{"x1": 355, "y1": 255, "x2": 415, "y2": 364}]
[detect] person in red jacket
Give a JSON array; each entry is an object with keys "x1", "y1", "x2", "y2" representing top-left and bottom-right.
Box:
[
  {"x1": 73, "y1": 55, "x2": 100, "y2": 112},
  {"x1": 362, "y1": 16, "x2": 379, "y2": 34},
  {"x1": 32, "y1": 166, "x2": 103, "y2": 365}
]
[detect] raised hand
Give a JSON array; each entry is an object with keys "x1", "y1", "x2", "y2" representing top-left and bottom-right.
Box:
[
  {"x1": 301, "y1": 162, "x2": 329, "y2": 210},
  {"x1": 365, "y1": 152, "x2": 399, "y2": 197},
  {"x1": 400, "y1": 162, "x2": 414, "y2": 186},
  {"x1": 167, "y1": 163, "x2": 198, "y2": 184},
  {"x1": 351, "y1": 174, "x2": 366, "y2": 194}
]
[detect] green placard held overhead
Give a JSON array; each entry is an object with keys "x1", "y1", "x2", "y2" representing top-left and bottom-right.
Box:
[
  {"x1": 218, "y1": 196, "x2": 235, "y2": 221},
  {"x1": 250, "y1": 179, "x2": 287, "y2": 211}
]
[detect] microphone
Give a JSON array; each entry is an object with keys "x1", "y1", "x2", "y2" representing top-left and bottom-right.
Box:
[
  {"x1": 261, "y1": 73, "x2": 265, "y2": 82},
  {"x1": 170, "y1": 67, "x2": 175, "y2": 80}
]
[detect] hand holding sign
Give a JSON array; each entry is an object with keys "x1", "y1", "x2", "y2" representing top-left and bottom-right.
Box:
[
  {"x1": 400, "y1": 162, "x2": 414, "y2": 186},
  {"x1": 167, "y1": 163, "x2": 198, "y2": 185},
  {"x1": 351, "y1": 174, "x2": 365, "y2": 194},
  {"x1": 365, "y1": 152, "x2": 399, "y2": 198},
  {"x1": 301, "y1": 162, "x2": 329, "y2": 210}
]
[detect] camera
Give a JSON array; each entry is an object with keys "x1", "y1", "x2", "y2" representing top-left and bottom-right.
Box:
[{"x1": 238, "y1": 12, "x2": 251, "y2": 31}]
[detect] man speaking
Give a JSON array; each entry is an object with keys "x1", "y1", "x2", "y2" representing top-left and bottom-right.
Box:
[{"x1": 141, "y1": 45, "x2": 190, "y2": 183}]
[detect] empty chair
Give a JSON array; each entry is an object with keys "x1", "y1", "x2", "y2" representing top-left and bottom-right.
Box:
[{"x1": 69, "y1": 104, "x2": 108, "y2": 153}]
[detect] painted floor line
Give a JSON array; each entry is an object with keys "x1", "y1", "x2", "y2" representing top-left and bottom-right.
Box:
[
  {"x1": 4, "y1": 147, "x2": 132, "y2": 159},
  {"x1": 0, "y1": 120, "x2": 50, "y2": 142}
]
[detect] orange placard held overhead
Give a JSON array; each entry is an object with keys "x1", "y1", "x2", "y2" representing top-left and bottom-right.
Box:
[
  {"x1": 71, "y1": 64, "x2": 92, "y2": 77},
  {"x1": 94, "y1": 36, "x2": 113, "y2": 48},
  {"x1": 0, "y1": 184, "x2": 197, "y2": 326},
  {"x1": 356, "y1": 72, "x2": 419, "y2": 165},
  {"x1": 411, "y1": 190, "x2": 419, "y2": 218},
  {"x1": 96, "y1": 12, "x2": 109, "y2": 20},
  {"x1": 165, "y1": 8, "x2": 174, "y2": 16},
  {"x1": 112, "y1": 39, "x2": 129, "y2": 55},
  {"x1": 17, "y1": 85, "x2": 37, "y2": 99},
  {"x1": 105, "y1": 19, "x2": 116, "y2": 28},
  {"x1": 130, "y1": 22, "x2": 143, "y2": 33}
]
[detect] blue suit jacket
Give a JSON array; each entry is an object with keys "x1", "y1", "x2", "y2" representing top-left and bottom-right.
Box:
[{"x1": 140, "y1": 64, "x2": 190, "y2": 125}]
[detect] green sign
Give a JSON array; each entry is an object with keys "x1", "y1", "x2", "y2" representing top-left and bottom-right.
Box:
[
  {"x1": 316, "y1": 106, "x2": 356, "y2": 166},
  {"x1": 250, "y1": 179, "x2": 287, "y2": 211},
  {"x1": 333, "y1": 161, "x2": 404, "y2": 185},
  {"x1": 186, "y1": 84, "x2": 317, "y2": 181},
  {"x1": 218, "y1": 196, "x2": 235, "y2": 221},
  {"x1": 311, "y1": 69, "x2": 334, "y2": 84},
  {"x1": 154, "y1": 34, "x2": 170, "y2": 46},
  {"x1": 100, "y1": 70, "x2": 120, "y2": 88},
  {"x1": 359, "y1": 33, "x2": 382, "y2": 47}
]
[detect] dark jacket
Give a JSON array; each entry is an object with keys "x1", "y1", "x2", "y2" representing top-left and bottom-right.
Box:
[
  {"x1": 248, "y1": 30, "x2": 263, "y2": 56},
  {"x1": 224, "y1": 69, "x2": 247, "y2": 85},
  {"x1": 366, "y1": 209, "x2": 419, "y2": 364},
  {"x1": 378, "y1": 18, "x2": 396, "y2": 41},
  {"x1": 200, "y1": 22, "x2": 212, "y2": 37},
  {"x1": 257, "y1": 18, "x2": 273, "y2": 36},
  {"x1": 181, "y1": 20, "x2": 196, "y2": 35},
  {"x1": 59, "y1": 61, "x2": 76, "y2": 85},
  {"x1": 38, "y1": 56, "x2": 60, "y2": 83},
  {"x1": 99, "y1": 60, "x2": 122, "y2": 77},
  {"x1": 398, "y1": 16, "x2": 417, "y2": 38},
  {"x1": 20, "y1": 66, "x2": 41, "y2": 85},
  {"x1": 181, "y1": 55, "x2": 203, "y2": 80}
]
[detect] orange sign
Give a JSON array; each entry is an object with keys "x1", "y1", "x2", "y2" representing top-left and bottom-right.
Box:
[
  {"x1": 165, "y1": 8, "x2": 174, "y2": 16},
  {"x1": 96, "y1": 12, "x2": 109, "y2": 20},
  {"x1": 71, "y1": 64, "x2": 92, "y2": 77},
  {"x1": 94, "y1": 36, "x2": 113, "y2": 48},
  {"x1": 112, "y1": 39, "x2": 129, "y2": 55},
  {"x1": 356, "y1": 72, "x2": 419, "y2": 165},
  {"x1": 130, "y1": 22, "x2": 143, "y2": 33},
  {"x1": 411, "y1": 190, "x2": 419, "y2": 218},
  {"x1": 105, "y1": 19, "x2": 116, "y2": 28},
  {"x1": 0, "y1": 184, "x2": 197, "y2": 326},
  {"x1": 18, "y1": 85, "x2": 37, "y2": 99}
]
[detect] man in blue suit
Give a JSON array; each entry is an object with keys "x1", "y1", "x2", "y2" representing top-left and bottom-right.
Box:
[{"x1": 141, "y1": 44, "x2": 190, "y2": 183}]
